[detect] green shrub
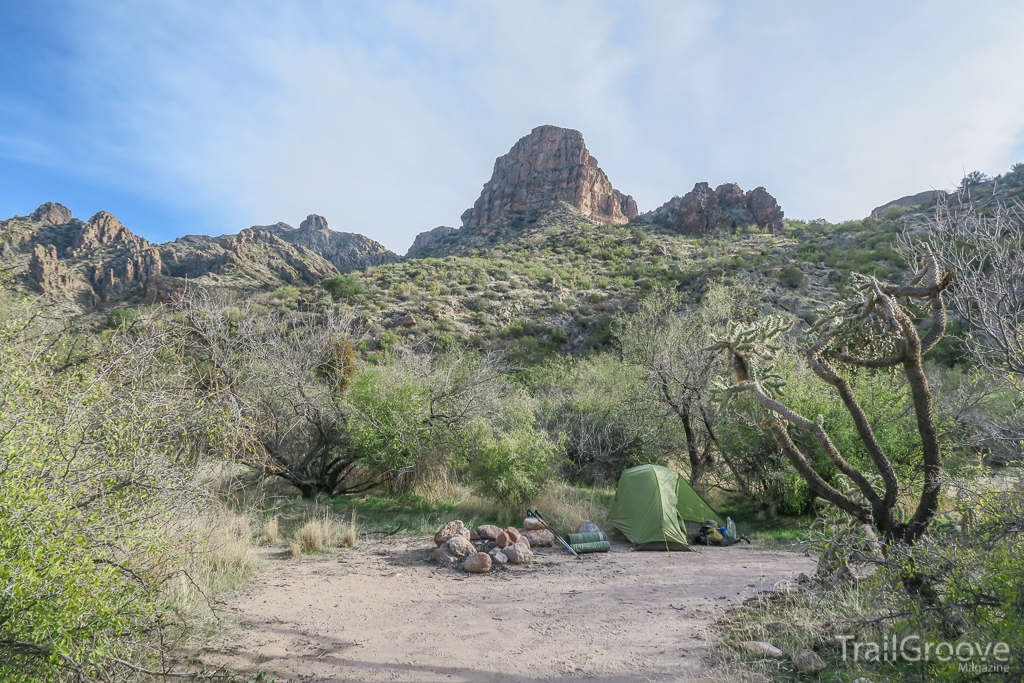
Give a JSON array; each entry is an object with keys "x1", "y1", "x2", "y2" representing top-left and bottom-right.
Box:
[
  {"x1": 272, "y1": 284, "x2": 300, "y2": 300},
  {"x1": 105, "y1": 308, "x2": 137, "y2": 329},
  {"x1": 0, "y1": 316, "x2": 243, "y2": 681},
  {"x1": 321, "y1": 274, "x2": 364, "y2": 300},
  {"x1": 380, "y1": 329, "x2": 400, "y2": 349},
  {"x1": 465, "y1": 400, "x2": 559, "y2": 509},
  {"x1": 776, "y1": 265, "x2": 805, "y2": 288}
]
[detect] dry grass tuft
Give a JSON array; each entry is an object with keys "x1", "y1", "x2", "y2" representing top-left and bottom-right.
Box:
[
  {"x1": 531, "y1": 481, "x2": 613, "y2": 533},
  {"x1": 294, "y1": 511, "x2": 356, "y2": 553},
  {"x1": 168, "y1": 509, "x2": 260, "y2": 616},
  {"x1": 295, "y1": 517, "x2": 332, "y2": 552},
  {"x1": 289, "y1": 542, "x2": 302, "y2": 558},
  {"x1": 343, "y1": 509, "x2": 358, "y2": 548},
  {"x1": 263, "y1": 517, "x2": 279, "y2": 545}
]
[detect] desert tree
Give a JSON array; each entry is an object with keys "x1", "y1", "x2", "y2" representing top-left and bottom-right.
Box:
[
  {"x1": 904, "y1": 194, "x2": 1024, "y2": 383},
  {"x1": 902, "y1": 195, "x2": 1024, "y2": 463},
  {"x1": 709, "y1": 250, "x2": 954, "y2": 544},
  {"x1": 346, "y1": 344, "x2": 515, "y2": 492},
  {"x1": 176, "y1": 289, "x2": 370, "y2": 497},
  {"x1": 533, "y1": 355, "x2": 667, "y2": 483},
  {"x1": 0, "y1": 304, "x2": 247, "y2": 681},
  {"x1": 619, "y1": 283, "x2": 760, "y2": 494}
]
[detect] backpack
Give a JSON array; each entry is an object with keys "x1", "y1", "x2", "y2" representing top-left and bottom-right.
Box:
[{"x1": 694, "y1": 521, "x2": 723, "y2": 545}]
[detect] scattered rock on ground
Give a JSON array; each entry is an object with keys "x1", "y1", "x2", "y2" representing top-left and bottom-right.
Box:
[
  {"x1": 447, "y1": 535, "x2": 475, "y2": 558},
  {"x1": 523, "y1": 517, "x2": 546, "y2": 531},
  {"x1": 488, "y1": 548, "x2": 508, "y2": 565},
  {"x1": 739, "y1": 641, "x2": 784, "y2": 657},
  {"x1": 504, "y1": 542, "x2": 534, "y2": 565},
  {"x1": 522, "y1": 529, "x2": 554, "y2": 547},
  {"x1": 795, "y1": 650, "x2": 826, "y2": 673},
  {"x1": 432, "y1": 543, "x2": 459, "y2": 565},
  {"x1": 475, "y1": 524, "x2": 502, "y2": 541},
  {"x1": 434, "y1": 520, "x2": 470, "y2": 547},
  {"x1": 464, "y1": 552, "x2": 492, "y2": 574},
  {"x1": 578, "y1": 520, "x2": 600, "y2": 533}
]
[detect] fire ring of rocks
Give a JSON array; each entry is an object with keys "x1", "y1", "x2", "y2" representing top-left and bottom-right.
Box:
[{"x1": 431, "y1": 518, "x2": 555, "y2": 573}]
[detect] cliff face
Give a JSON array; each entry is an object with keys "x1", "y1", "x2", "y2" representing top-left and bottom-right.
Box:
[
  {"x1": 460, "y1": 125, "x2": 637, "y2": 230},
  {"x1": 2, "y1": 204, "x2": 398, "y2": 307},
  {"x1": 264, "y1": 214, "x2": 399, "y2": 272}
]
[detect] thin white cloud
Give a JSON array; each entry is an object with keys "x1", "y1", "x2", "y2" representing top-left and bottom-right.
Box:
[{"x1": 8, "y1": 0, "x2": 1024, "y2": 249}]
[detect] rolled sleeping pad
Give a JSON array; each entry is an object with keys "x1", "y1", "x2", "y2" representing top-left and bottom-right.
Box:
[
  {"x1": 567, "y1": 531, "x2": 606, "y2": 545},
  {"x1": 570, "y1": 540, "x2": 611, "y2": 554}
]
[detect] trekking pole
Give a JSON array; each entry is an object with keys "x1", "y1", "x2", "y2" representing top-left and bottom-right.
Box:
[{"x1": 527, "y1": 510, "x2": 582, "y2": 560}]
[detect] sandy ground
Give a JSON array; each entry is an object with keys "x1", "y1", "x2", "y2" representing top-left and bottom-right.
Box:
[{"x1": 193, "y1": 539, "x2": 816, "y2": 682}]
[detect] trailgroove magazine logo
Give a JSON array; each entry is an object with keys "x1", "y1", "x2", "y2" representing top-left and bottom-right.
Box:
[{"x1": 836, "y1": 635, "x2": 1012, "y2": 672}]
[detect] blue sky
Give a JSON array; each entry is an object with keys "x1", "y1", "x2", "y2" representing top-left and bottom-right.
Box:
[{"x1": 2, "y1": 1, "x2": 1024, "y2": 252}]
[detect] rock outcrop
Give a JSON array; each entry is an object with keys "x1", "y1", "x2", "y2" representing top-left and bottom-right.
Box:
[
  {"x1": 73, "y1": 212, "x2": 163, "y2": 301},
  {"x1": 461, "y1": 125, "x2": 637, "y2": 230},
  {"x1": 70, "y1": 211, "x2": 149, "y2": 256},
  {"x1": 28, "y1": 244, "x2": 73, "y2": 293},
  {"x1": 640, "y1": 182, "x2": 784, "y2": 235},
  {"x1": 3, "y1": 204, "x2": 162, "y2": 302},
  {"x1": 161, "y1": 228, "x2": 338, "y2": 285},
  {"x1": 406, "y1": 226, "x2": 457, "y2": 256},
  {"x1": 30, "y1": 202, "x2": 73, "y2": 227},
  {"x1": 869, "y1": 189, "x2": 946, "y2": 219},
  {"x1": 265, "y1": 215, "x2": 399, "y2": 272},
  {"x1": 4, "y1": 201, "x2": 404, "y2": 305}
]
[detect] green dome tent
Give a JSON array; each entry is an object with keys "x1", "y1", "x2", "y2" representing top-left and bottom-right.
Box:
[{"x1": 608, "y1": 464, "x2": 723, "y2": 550}]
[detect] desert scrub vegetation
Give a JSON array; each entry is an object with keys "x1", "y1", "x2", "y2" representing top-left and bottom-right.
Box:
[
  {"x1": 0, "y1": 310, "x2": 256, "y2": 682},
  {"x1": 176, "y1": 291, "x2": 561, "y2": 508},
  {"x1": 716, "y1": 473, "x2": 1024, "y2": 682}
]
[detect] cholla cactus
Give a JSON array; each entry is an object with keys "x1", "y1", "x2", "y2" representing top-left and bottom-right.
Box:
[
  {"x1": 710, "y1": 249, "x2": 954, "y2": 545},
  {"x1": 706, "y1": 316, "x2": 793, "y2": 398}
]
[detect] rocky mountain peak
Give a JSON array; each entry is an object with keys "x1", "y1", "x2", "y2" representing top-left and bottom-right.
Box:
[
  {"x1": 71, "y1": 211, "x2": 149, "y2": 256},
  {"x1": 30, "y1": 202, "x2": 73, "y2": 226},
  {"x1": 299, "y1": 214, "x2": 330, "y2": 232},
  {"x1": 460, "y1": 125, "x2": 638, "y2": 230},
  {"x1": 869, "y1": 190, "x2": 946, "y2": 219}
]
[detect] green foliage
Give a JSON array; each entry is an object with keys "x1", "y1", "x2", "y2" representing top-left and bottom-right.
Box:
[
  {"x1": 105, "y1": 307, "x2": 136, "y2": 329},
  {"x1": 716, "y1": 349, "x2": 923, "y2": 515},
  {"x1": 272, "y1": 284, "x2": 300, "y2": 300},
  {"x1": 532, "y1": 354, "x2": 675, "y2": 483},
  {"x1": 720, "y1": 476, "x2": 1024, "y2": 682},
  {"x1": 321, "y1": 273, "x2": 364, "y2": 300},
  {"x1": 347, "y1": 363, "x2": 432, "y2": 475},
  {"x1": 927, "y1": 319, "x2": 968, "y2": 368},
  {"x1": 776, "y1": 265, "x2": 805, "y2": 288},
  {"x1": 379, "y1": 329, "x2": 400, "y2": 349},
  {"x1": 0, "y1": 316, "x2": 240, "y2": 681},
  {"x1": 464, "y1": 398, "x2": 559, "y2": 509}
]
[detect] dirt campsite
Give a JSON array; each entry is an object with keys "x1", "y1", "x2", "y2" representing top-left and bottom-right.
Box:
[{"x1": 191, "y1": 532, "x2": 815, "y2": 682}]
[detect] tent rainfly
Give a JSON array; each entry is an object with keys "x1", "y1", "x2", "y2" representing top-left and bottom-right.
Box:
[{"x1": 608, "y1": 464, "x2": 723, "y2": 550}]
